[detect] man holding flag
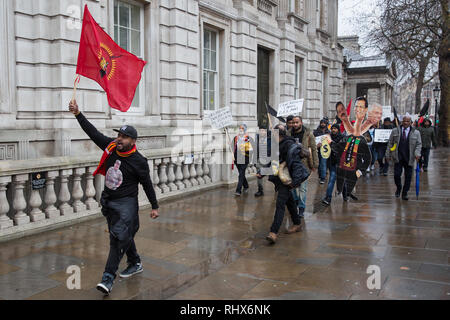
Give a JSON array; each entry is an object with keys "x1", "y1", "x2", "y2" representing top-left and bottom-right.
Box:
[{"x1": 68, "y1": 5, "x2": 158, "y2": 295}]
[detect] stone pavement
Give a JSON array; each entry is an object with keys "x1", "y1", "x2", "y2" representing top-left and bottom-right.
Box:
[{"x1": 0, "y1": 149, "x2": 449, "y2": 300}]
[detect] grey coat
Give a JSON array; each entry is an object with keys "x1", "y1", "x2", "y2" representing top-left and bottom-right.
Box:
[
  {"x1": 418, "y1": 126, "x2": 436, "y2": 149},
  {"x1": 386, "y1": 127, "x2": 422, "y2": 167}
]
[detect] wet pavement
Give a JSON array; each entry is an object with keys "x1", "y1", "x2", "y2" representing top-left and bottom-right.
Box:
[{"x1": 0, "y1": 149, "x2": 449, "y2": 300}]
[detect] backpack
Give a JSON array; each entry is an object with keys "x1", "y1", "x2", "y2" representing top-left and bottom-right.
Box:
[{"x1": 286, "y1": 143, "x2": 311, "y2": 188}]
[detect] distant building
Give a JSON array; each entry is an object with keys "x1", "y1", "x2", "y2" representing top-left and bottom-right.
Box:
[{"x1": 338, "y1": 36, "x2": 396, "y2": 118}]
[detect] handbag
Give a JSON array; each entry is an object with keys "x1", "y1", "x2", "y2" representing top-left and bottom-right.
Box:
[{"x1": 278, "y1": 162, "x2": 293, "y2": 185}]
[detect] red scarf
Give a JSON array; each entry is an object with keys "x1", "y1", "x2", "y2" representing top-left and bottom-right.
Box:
[{"x1": 93, "y1": 141, "x2": 137, "y2": 176}]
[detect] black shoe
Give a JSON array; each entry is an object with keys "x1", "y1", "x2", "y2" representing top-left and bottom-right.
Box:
[
  {"x1": 395, "y1": 189, "x2": 401, "y2": 198},
  {"x1": 243, "y1": 187, "x2": 249, "y2": 194},
  {"x1": 322, "y1": 198, "x2": 331, "y2": 205},
  {"x1": 349, "y1": 193, "x2": 358, "y2": 201},
  {"x1": 234, "y1": 191, "x2": 241, "y2": 196},
  {"x1": 254, "y1": 190, "x2": 264, "y2": 197},
  {"x1": 96, "y1": 273, "x2": 115, "y2": 295},
  {"x1": 402, "y1": 194, "x2": 409, "y2": 201},
  {"x1": 319, "y1": 179, "x2": 325, "y2": 184},
  {"x1": 119, "y1": 262, "x2": 143, "y2": 278},
  {"x1": 342, "y1": 193, "x2": 348, "y2": 201},
  {"x1": 383, "y1": 172, "x2": 388, "y2": 176},
  {"x1": 423, "y1": 168, "x2": 428, "y2": 172}
]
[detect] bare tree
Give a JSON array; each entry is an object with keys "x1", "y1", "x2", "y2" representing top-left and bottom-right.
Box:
[{"x1": 364, "y1": 0, "x2": 440, "y2": 114}]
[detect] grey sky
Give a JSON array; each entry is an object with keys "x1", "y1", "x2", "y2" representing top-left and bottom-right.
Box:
[{"x1": 338, "y1": 0, "x2": 380, "y2": 55}]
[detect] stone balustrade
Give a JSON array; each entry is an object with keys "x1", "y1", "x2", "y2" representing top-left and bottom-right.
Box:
[{"x1": 0, "y1": 145, "x2": 260, "y2": 241}]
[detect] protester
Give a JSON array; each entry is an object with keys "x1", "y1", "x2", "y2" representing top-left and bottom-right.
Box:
[
  {"x1": 290, "y1": 116, "x2": 318, "y2": 218},
  {"x1": 322, "y1": 123, "x2": 345, "y2": 205},
  {"x1": 418, "y1": 118, "x2": 437, "y2": 172},
  {"x1": 254, "y1": 128, "x2": 271, "y2": 197},
  {"x1": 313, "y1": 118, "x2": 330, "y2": 184},
  {"x1": 233, "y1": 123, "x2": 254, "y2": 196},
  {"x1": 376, "y1": 117, "x2": 393, "y2": 176},
  {"x1": 69, "y1": 100, "x2": 159, "y2": 296},
  {"x1": 286, "y1": 115, "x2": 295, "y2": 135},
  {"x1": 265, "y1": 124, "x2": 303, "y2": 243},
  {"x1": 386, "y1": 116, "x2": 422, "y2": 200}
]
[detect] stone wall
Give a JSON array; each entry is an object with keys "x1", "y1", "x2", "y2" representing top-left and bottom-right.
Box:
[{"x1": 0, "y1": 0, "x2": 343, "y2": 161}]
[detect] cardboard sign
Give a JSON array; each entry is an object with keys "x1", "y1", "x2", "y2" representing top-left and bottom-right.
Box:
[
  {"x1": 315, "y1": 134, "x2": 331, "y2": 145},
  {"x1": 382, "y1": 106, "x2": 392, "y2": 119},
  {"x1": 277, "y1": 99, "x2": 304, "y2": 117},
  {"x1": 31, "y1": 172, "x2": 46, "y2": 190},
  {"x1": 208, "y1": 107, "x2": 233, "y2": 129},
  {"x1": 374, "y1": 129, "x2": 392, "y2": 143}
]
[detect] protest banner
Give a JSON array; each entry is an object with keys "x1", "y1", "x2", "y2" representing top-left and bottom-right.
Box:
[{"x1": 277, "y1": 99, "x2": 304, "y2": 117}]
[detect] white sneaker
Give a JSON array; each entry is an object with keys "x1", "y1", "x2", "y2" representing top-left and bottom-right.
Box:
[
  {"x1": 371, "y1": 165, "x2": 375, "y2": 170},
  {"x1": 366, "y1": 168, "x2": 370, "y2": 173}
]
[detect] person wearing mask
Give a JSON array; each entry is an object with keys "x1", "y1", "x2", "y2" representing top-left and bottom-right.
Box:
[
  {"x1": 313, "y1": 119, "x2": 331, "y2": 184},
  {"x1": 418, "y1": 118, "x2": 437, "y2": 172},
  {"x1": 386, "y1": 116, "x2": 422, "y2": 200},
  {"x1": 69, "y1": 100, "x2": 159, "y2": 296},
  {"x1": 265, "y1": 124, "x2": 303, "y2": 243},
  {"x1": 233, "y1": 123, "x2": 254, "y2": 196},
  {"x1": 322, "y1": 124, "x2": 345, "y2": 205},
  {"x1": 376, "y1": 117, "x2": 393, "y2": 176},
  {"x1": 290, "y1": 116, "x2": 318, "y2": 218}
]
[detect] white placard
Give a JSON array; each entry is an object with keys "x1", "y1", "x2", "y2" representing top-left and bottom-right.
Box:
[
  {"x1": 315, "y1": 134, "x2": 330, "y2": 145},
  {"x1": 374, "y1": 129, "x2": 392, "y2": 143},
  {"x1": 277, "y1": 99, "x2": 304, "y2": 117},
  {"x1": 184, "y1": 154, "x2": 194, "y2": 165},
  {"x1": 208, "y1": 106, "x2": 233, "y2": 129},
  {"x1": 382, "y1": 106, "x2": 392, "y2": 119}
]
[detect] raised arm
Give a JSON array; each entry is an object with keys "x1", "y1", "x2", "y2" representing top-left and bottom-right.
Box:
[{"x1": 69, "y1": 100, "x2": 113, "y2": 150}]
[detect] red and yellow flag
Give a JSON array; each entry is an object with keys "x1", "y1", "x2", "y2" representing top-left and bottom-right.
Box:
[{"x1": 76, "y1": 5, "x2": 146, "y2": 112}]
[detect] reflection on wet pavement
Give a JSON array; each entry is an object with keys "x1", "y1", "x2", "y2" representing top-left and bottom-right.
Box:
[{"x1": 0, "y1": 149, "x2": 449, "y2": 299}]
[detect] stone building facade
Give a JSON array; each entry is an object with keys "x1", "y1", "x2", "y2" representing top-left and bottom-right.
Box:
[{"x1": 0, "y1": 0, "x2": 343, "y2": 161}]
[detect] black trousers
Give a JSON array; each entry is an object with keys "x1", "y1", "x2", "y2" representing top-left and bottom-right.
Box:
[
  {"x1": 336, "y1": 167, "x2": 357, "y2": 196},
  {"x1": 235, "y1": 164, "x2": 249, "y2": 192},
  {"x1": 101, "y1": 194, "x2": 141, "y2": 277},
  {"x1": 394, "y1": 159, "x2": 413, "y2": 196},
  {"x1": 420, "y1": 147, "x2": 431, "y2": 169},
  {"x1": 377, "y1": 144, "x2": 389, "y2": 174},
  {"x1": 270, "y1": 184, "x2": 301, "y2": 234}
]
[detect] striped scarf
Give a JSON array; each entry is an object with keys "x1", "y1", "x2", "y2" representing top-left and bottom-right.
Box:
[{"x1": 93, "y1": 141, "x2": 137, "y2": 176}]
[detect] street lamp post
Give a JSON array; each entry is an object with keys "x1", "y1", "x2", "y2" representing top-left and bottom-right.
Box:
[{"x1": 433, "y1": 85, "x2": 440, "y2": 136}]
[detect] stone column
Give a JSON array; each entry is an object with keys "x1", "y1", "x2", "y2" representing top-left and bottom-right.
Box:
[
  {"x1": 12, "y1": 174, "x2": 30, "y2": 226},
  {"x1": 195, "y1": 156, "x2": 205, "y2": 185},
  {"x1": 29, "y1": 174, "x2": 45, "y2": 222},
  {"x1": 189, "y1": 162, "x2": 198, "y2": 186},
  {"x1": 158, "y1": 160, "x2": 170, "y2": 193},
  {"x1": 0, "y1": 176, "x2": 13, "y2": 229},
  {"x1": 72, "y1": 168, "x2": 86, "y2": 213},
  {"x1": 58, "y1": 169, "x2": 73, "y2": 215},
  {"x1": 85, "y1": 166, "x2": 98, "y2": 210},
  {"x1": 182, "y1": 161, "x2": 192, "y2": 188},
  {"x1": 153, "y1": 159, "x2": 162, "y2": 194},
  {"x1": 44, "y1": 171, "x2": 60, "y2": 219},
  {"x1": 174, "y1": 157, "x2": 185, "y2": 191},
  {"x1": 167, "y1": 161, "x2": 177, "y2": 192},
  {"x1": 203, "y1": 153, "x2": 212, "y2": 184}
]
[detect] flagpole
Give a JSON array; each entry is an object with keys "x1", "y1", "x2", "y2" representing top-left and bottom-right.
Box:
[
  {"x1": 71, "y1": 75, "x2": 81, "y2": 103},
  {"x1": 224, "y1": 127, "x2": 235, "y2": 164}
]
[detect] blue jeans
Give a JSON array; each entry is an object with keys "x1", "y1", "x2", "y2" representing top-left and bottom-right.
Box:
[
  {"x1": 292, "y1": 180, "x2": 307, "y2": 216},
  {"x1": 370, "y1": 144, "x2": 377, "y2": 165},
  {"x1": 318, "y1": 154, "x2": 327, "y2": 180},
  {"x1": 325, "y1": 164, "x2": 337, "y2": 199},
  {"x1": 325, "y1": 164, "x2": 347, "y2": 201}
]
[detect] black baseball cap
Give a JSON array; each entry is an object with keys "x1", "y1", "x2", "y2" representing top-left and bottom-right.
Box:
[{"x1": 113, "y1": 125, "x2": 138, "y2": 139}]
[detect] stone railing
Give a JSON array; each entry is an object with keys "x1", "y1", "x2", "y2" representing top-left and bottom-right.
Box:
[{"x1": 0, "y1": 146, "x2": 258, "y2": 241}]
